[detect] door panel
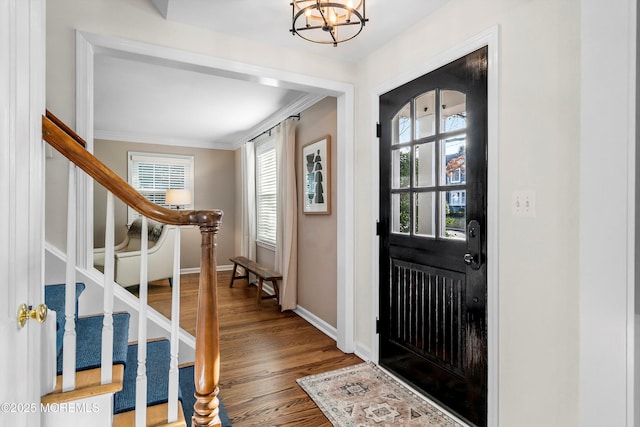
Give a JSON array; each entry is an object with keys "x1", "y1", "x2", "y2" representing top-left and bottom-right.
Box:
[
  {"x1": 388, "y1": 259, "x2": 465, "y2": 374},
  {"x1": 379, "y1": 47, "x2": 488, "y2": 426}
]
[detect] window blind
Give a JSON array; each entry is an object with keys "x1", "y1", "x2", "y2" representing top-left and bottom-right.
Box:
[
  {"x1": 128, "y1": 152, "x2": 194, "y2": 223},
  {"x1": 255, "y1": 139, "x2": 277, "y2": 247}
]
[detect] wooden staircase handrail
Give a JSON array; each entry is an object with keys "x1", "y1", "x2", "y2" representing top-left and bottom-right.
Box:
[
  {"x1": 43, "y1": 111, "x2": 223, "y2": 427},
  {"x1": 46, "y1": 110, "x2": 87, "y2": 148},
  {"x1": 42, "y1": 113, "x2": 222, "y2": 228}
]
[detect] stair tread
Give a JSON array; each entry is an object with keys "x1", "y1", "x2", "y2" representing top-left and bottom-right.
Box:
[
  {"x1": 41, "y1": 364, "x2": 125, "y2": 404},
  {"x1": 115, "y1": 339, "x2": 180, "y2": 414},
  {"x1": 113, "y1": 400, "x2": 186, "y2": 427},
  {"x1": 56, "y1": 312, "x2": 131, "y2": 374}
]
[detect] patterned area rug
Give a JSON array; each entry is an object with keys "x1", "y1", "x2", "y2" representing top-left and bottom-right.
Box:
[{"x1": 297, "y1": 363, "x2": 465, "y2": 426}]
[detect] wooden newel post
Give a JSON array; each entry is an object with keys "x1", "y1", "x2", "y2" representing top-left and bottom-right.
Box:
[{"x1": 193, "y1": 211, "x2": 223, "y2": 427}]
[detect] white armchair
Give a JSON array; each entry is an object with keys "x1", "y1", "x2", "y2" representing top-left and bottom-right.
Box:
[{"x1": 94, "y1": 219, "x2": 176, "y2": 288}]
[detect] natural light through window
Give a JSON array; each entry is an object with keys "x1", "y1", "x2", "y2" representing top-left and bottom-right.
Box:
[
  {"x1": 255, "y1": 138, "x2": 277, "y2": 248},
  {"x1": 127, "y1": 152, "x2": 194, "y2": 223}
]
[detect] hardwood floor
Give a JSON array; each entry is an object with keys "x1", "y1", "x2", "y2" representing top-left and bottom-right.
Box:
[{"x1": 142, "y1": 271, "x2": 363, "y2": 426}]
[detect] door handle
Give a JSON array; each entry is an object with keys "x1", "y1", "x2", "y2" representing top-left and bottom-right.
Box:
[
  {"x1": 464, "y1": 220, "x2": 481, "y2": 270},
  {"x1": 17, "y1": 303, "x2": 48, "y2": 329},
  {"x1": 463, "y1": 253, "x2": 476, "y2": 265}
]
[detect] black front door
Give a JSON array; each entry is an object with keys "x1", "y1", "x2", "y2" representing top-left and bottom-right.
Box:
[{"x1": 378, "y1": 47, "x2": 488, "y2": 427}]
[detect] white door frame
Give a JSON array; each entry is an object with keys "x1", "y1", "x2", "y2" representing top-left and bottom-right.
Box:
[
  {"x1": 579, "y1": 1, "x2": 637, "y2": 426},
  {"x1": 0, "y1": 0, "x2": 46, "y2": 425},
  {"x1": 369, "y1": 26, "x2": 500, "y2": 426},
  {"x1": 74, "y1": 31, "x2": 357, "y2": 352}
]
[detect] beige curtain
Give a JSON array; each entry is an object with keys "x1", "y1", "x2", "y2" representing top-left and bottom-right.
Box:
[
  {"x1": 274, "y1": 118, "x2": 297, "y2": 310},
  {"x1": 240, "y1": 140, "x2": 256, "y2": 285},
  {"x1": 240, "y1": 141, "x2": 257, "y2": 261}
]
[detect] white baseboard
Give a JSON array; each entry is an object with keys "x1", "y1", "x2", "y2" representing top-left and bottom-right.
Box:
[
  {"x1": 294, "y1": 305, "x2": 338, "y2": 342},
  {"x1": 354, "y1": 342, "x2": 372, "y2": 362},
  {"x1": 260, "y1": 282, "x2": 362, "y2": 355},
  {"x1": 180, "y1": 264, "x2": 233, "y2": 275}
]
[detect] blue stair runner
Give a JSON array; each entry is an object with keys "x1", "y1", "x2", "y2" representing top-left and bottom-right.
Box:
[
  {"x1": 114, "y1": 340, "x2": 178, "y2": 413},
  {"x1": 56, "y1": 312, "x2": 131, "y2": 375},
  {"x1": 45, "y1": 283, "x2": 231, "y2": 425}
]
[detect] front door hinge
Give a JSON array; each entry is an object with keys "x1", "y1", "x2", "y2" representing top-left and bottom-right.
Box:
[
  {"x1": 375, "y1": 221, "x2": 382, "y2": 236},
  {"x1": 375, "y1": 318, "x2": 380, "y2": 334},
  {"x1": 376, "y1": 122, "x2": 381, "y2": 138}
]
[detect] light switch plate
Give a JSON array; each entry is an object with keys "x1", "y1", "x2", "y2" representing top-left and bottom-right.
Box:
[{"x1": 512, "y1": 190, "x2": 536, "y2": 218}]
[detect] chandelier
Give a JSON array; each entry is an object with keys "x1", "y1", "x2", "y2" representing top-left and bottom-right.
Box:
[{"x1": 290, "y1": 0, "x2": 368, "y2": 47}]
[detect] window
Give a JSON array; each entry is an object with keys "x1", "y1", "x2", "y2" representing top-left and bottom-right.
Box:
[
  {"x1": 127, "y1": 152, "x2": 194, "y2": 223},
  {"x1": 255, "y1": 137, "x2": 277, "y2": 247}
]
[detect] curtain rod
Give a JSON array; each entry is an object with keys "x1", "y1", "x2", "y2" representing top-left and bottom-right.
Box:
[{"x1": 248, "y1": 114, "x2": 300, "y2": 143}]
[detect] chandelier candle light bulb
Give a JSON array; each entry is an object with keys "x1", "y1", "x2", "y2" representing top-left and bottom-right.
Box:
[{"x1": 290, "y1": 0, "x2": 368, "y2": 46}]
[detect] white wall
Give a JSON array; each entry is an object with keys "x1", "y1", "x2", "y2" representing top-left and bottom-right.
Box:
[{"x1": 354, "y1": 1, "x2": 580, "y2": 426}]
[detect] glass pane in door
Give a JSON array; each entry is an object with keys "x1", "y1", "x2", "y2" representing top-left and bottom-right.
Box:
[
  {"x1": 415, "y1": 91, "x2": 436, "y2": 139},
  {"x1": 392, "y1": 103, "x2": 412, "y2": 144},
  {"x1": 414, "y1": 142, "x2": 435, "y2": 188},
  {"x1": 441, "y1": 190, "x2": 466, "y2": 240},
  {"x1": 441, "y1": 90, "x2": 466, "y2": 132},
  {"x1": 392, "y1": 147, "x2": 411, "y2": 189},
  {"x1": 441, "y1": 134, "x2": 466, "y2": 185},
  {"x1": 414, "y1": 192, "x2": 436, "y2": 237},
  {"x1": 392, "y1": 192, "x2": 410, "y2": 234}
]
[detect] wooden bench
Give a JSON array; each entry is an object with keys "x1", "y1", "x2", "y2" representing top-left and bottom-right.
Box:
[{"x1": 229, "y1": 256, "x2": 282, "y2": 309}]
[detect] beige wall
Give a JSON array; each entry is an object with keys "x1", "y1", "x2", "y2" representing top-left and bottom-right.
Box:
[
  {"x1": 93, "y1": 139, "x2": 236, "y2": 269},
  {"x1": 247, "y1": 97, "x2": 338, "y2": 327},
  {"x1": 295, "y1": 97, "x2": 338, "y2": 327}
]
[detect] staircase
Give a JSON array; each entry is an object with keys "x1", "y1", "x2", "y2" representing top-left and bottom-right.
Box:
[
  {"x1": 42, "y1": 283, "x2": 233, "y2": 426},
  {"x1": 41, "y1": 112, "x2": 231, "y2": 426}
]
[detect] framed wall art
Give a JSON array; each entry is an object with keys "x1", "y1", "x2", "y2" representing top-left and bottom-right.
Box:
[{"x1": 302, "y1": 136, "x2": 331, "y2": 214}]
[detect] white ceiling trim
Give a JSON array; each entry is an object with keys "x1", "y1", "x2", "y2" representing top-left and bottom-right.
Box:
[
  {"x1": 81, "y1": 31, "x2": 347, "y2": 96},
  {"x1": 232, "y1": 92, "x2": 326, "y2": 149},
  {"x1": 93, "y1": 129, "x2": 236, "y2": 151}
]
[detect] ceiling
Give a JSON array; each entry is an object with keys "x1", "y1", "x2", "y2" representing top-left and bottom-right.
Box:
[{"x1": 94, "y1": 0, "x2": 448, "y2": 150}]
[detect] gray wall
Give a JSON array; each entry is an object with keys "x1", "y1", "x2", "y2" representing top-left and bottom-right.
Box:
[{"x1": 93, "y1": 139, "x2": 236, "y2": 269}]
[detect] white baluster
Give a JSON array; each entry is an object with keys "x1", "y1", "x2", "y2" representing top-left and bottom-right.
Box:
[
  {"x1": 135, "y1": 217, "x2": 148, "y2": 427},
  {"x1": 168, "y1": 226, "x2": 181, "y2": 422},
  {"x1": 62, "y1": 163, "x2": 77, "y2": 392},
  {"x1": 101, "y1": 192, "x2": 115, "y2": 384}
]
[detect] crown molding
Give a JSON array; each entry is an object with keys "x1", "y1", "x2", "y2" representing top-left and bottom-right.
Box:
[{"x1": 231, "y1": 92, "x2": 326, "y2": 149}]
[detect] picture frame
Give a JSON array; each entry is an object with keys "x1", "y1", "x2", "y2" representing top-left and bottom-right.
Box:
[{"x1": 302, "y1": 136, "x2": 331, "y2": 214}]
